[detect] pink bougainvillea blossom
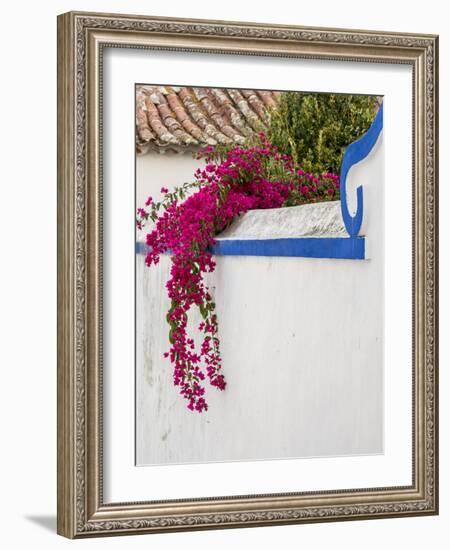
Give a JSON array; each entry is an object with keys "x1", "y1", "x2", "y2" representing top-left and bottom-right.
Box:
[{"x1": 138, "y1": 133, "x2": 339, "y2": 413}]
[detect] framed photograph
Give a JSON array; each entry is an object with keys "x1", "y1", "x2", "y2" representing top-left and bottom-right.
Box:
[{"x1": 57, "y1": 11, "x2": 439, "y2": 538}]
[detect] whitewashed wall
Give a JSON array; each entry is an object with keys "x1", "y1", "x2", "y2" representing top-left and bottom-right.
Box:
[
  {"x1": 136, "y1": 136, "x2": 384, "y2": 466},
  {"x1": 136, "y1": 151, "x2": 205, "y2": 208}
]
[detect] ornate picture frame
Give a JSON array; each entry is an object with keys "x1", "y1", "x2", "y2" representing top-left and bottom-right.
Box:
[{"x1": 57, "y1": 11, "x2": 438, "y2": 538}]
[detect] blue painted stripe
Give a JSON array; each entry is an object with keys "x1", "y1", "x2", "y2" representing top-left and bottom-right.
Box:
[
  {"x1": 136, "y1": 237, "x2": 365, "y2": 260},
  {"x1": 136, "y1": 242, "x2": 150, "y2": 255},
  {"x1": 340, "y1": 103, "x2": 383, "y2": 237},
  {"x1": 210, "y1": 238, "x2": 365, "y2": 259}
]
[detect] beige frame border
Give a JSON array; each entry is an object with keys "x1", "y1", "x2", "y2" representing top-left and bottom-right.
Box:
[{"x1": 57, "y1": 11, "x2": 439, "y2": 539}]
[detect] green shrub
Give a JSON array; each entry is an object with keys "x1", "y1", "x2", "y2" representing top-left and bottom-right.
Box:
[{"x1": 267, "y1": 92, "x2": 379, "y2": 175}]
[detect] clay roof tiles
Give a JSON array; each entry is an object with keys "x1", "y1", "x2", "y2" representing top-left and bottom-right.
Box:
[{"x1": 136, "y1": 85, "x2": 281, "y2": 154}]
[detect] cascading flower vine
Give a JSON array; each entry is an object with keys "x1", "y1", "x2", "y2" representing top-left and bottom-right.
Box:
[{"x1": 137, "y1": 133, "x2": 340, "y2": 413}]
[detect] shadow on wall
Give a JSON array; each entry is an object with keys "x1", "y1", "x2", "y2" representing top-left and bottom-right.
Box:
[{"x1": 24, "y1": 515, "x2": 56, "y2": 533}]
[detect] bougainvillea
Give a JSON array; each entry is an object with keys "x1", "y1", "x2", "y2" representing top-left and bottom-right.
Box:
[{"x1": 137, "y1": 133, "x2": 339, "y2": 413}]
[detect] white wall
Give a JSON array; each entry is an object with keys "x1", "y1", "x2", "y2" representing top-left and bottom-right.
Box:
[
  {"x1": 136, "y1": 136, "x2": 384, "y2": 466},
  {"x1": 136, "y1": 152, "x2": 205, "y2": 208},
  {"x1": 1, "y1": 1, "x2": 448, "y2": 550}
]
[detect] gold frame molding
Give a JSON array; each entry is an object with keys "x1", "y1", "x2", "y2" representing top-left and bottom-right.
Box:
[{"x1": 57, "y1": 11, "x2": 439, "y2": 539}]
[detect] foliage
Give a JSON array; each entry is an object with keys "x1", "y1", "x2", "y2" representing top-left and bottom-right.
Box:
[
  {"x1": 137, "y1": 134, "x2": 339, "y2": 412},
  {"x1": 266, "y1": 92, "x2": 378, "y2": 175}
]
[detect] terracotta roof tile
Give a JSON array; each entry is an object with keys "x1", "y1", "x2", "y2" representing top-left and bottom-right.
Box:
[{"x1": 136, "y1": 85, "x2": 280, "y2": 154}]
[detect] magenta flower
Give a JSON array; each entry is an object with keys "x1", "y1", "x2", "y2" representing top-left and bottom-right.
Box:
[{"x1": 141, "y1": 134, "x2": 339, "y2": 413}]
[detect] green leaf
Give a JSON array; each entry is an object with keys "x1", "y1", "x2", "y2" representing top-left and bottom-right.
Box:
[{"x1": 199, "y1": 303, "x2": 208, "y2": 320}]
